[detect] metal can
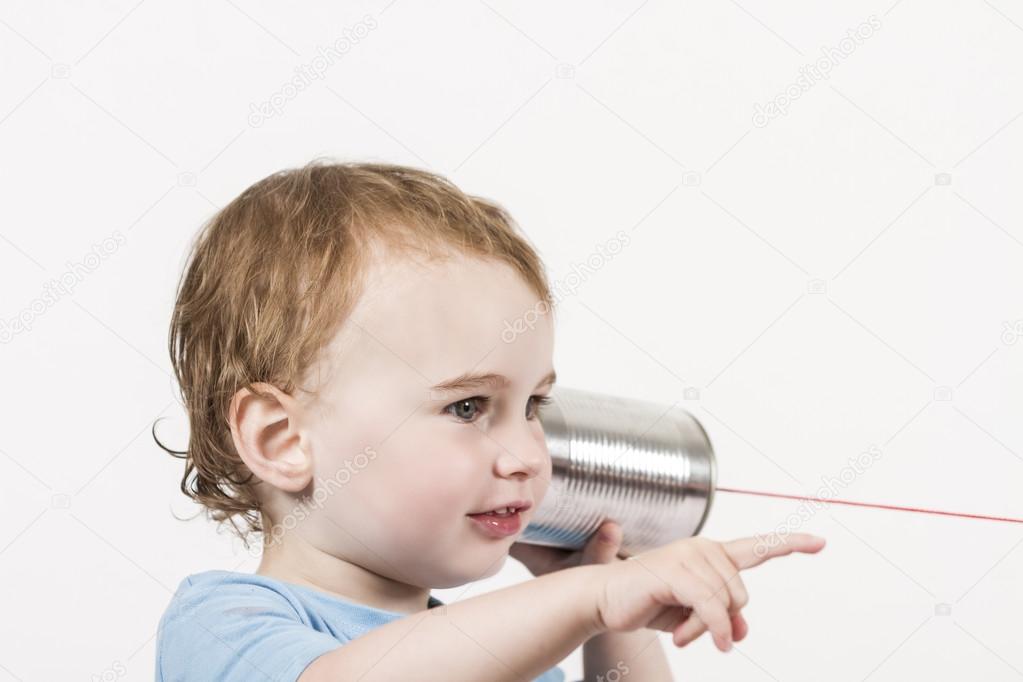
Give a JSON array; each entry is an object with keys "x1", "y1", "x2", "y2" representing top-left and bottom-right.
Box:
[{"x1": 521, "y1": 385, "x2": 717, "y2": 554}]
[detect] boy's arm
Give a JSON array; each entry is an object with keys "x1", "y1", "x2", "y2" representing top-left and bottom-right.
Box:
[
  {"x1": 582, "y1": 629, "x2": 672, "y2": 682},
  {"x1": 299, "y1": 563, "x2": 604, "y2": 682}
]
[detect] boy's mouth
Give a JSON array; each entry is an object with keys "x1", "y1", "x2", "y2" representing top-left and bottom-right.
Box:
[
  {"x1": 466, "y1": 501, "x2": 532, "y2": 538},
  {"x1": 466, "y1": 500, "x2": 532, "y2": 516}
]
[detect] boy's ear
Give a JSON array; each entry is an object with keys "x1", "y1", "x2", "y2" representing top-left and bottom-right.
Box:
[{"x1": 229, "y1": 382, "x2": 313, "y2": 493}]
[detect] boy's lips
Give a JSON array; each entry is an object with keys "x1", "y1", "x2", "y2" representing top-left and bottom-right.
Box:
[
  {"x1": 466, "y1": 509, "x2": 526, "y2": 537},
  {"x1": 466, "y1": 500, "x2": 532, "y2": 515},
  {"x1": 466, "y1": 500, "x2": 532, "y2": 539}
]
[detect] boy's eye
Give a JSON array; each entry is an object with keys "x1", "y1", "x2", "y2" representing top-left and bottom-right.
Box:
[
  {"x1": 525, "y1": 395, "x2": 553, "y2": 420},
  {"x1": 447, "y1": 396, "x2": 489, "y2": 422},
  {"x1": 444, "y1": 395, "x2": 553, "y2": 423}
]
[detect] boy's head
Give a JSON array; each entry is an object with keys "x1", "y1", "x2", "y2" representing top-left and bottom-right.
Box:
[{"x1": 165, "y1": 161, "x2": 557, "y2": 587}]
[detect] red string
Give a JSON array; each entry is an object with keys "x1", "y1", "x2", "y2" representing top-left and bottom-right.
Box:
[{"x1": 715, "y1": 486, "x2": 1023, "y2": 525}]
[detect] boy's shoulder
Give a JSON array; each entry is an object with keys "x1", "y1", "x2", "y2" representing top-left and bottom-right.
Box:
[
  {"x1": 160, "y1": 569, "x2": 443, "y2": 622},
  {"x1": 155, "y1": 570, "x2": 564, "y2": 682},
  {"x1": 155, "y1": 569, "x2": 442, "y2": 682}
]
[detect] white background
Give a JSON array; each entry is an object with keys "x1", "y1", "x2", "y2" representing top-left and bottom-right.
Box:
[{"x1": 1, "y1": 0, "x2": 1022, "y2": 680}]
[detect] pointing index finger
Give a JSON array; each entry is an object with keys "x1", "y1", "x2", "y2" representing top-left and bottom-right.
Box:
[{"x1": 722, "y1": 533, "x2": 826, "y2": 570}]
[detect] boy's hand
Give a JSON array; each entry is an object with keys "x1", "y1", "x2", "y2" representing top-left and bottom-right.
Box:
[
  {"x1": 593, "y1": 532, "x2": 825, "y2": 652},
  {"x1": 509, "y1": 519, "x2": 626, "y2": 575}
]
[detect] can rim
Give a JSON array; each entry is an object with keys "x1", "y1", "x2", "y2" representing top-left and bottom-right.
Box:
[{"x1": 690, "y1": 413, "x2": 716, "y2": 537}]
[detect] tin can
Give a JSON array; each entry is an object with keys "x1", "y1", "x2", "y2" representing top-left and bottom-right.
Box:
[{"x1": 521, "y1": 386, "x2": 717, "y2": 554}]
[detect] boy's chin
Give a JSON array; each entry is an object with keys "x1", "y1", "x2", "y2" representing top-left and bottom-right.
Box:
[{"x1": 431, "y1": 549, "x2": 509, "y2": 588}]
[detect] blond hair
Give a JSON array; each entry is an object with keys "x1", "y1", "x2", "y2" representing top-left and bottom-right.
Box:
[{"x1": 159, "y1": 160, "x2": 554, "y2": 541}]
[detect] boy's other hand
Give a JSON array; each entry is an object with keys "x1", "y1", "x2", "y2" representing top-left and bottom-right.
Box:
[{"x1": 509, "y1": 519, "x2": 627, "y2": 576}]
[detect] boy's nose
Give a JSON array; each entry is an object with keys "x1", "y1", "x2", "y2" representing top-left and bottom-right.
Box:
[{"x1": 492, "y1": 426, "x2": 547, "y2": 480}]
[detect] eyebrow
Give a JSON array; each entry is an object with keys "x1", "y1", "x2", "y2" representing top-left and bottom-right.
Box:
[{"x1": 429, "y1": 369, "x2": 557, "y2": 397}]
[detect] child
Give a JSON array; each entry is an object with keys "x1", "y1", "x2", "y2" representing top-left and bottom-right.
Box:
[{"x1": 155, "y1": 161, "x2": 826, "y2": 681}]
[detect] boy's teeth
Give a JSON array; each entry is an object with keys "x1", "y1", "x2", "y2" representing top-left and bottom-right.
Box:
[{"x1": 489, "y1": 507, "x2": 511, "y2": 515}]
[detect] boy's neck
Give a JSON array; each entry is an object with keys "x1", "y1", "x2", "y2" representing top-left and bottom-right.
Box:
[{"x1": 255, "y1": 533, "x2": 432, "y2": 616}]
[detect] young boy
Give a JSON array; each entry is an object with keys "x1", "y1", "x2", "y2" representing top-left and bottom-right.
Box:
[{"x1": 155, "y1": 161, "x2": 826, "y2": 681}]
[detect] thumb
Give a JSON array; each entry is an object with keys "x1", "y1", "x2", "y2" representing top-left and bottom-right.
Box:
[{"x1": 580, "y1": 520, "x2": 623, "y2": 565}]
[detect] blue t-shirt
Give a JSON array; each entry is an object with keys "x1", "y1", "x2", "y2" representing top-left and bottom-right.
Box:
[{"x1": 156, "y1": 570, "x2": 566, "y2": 681}]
